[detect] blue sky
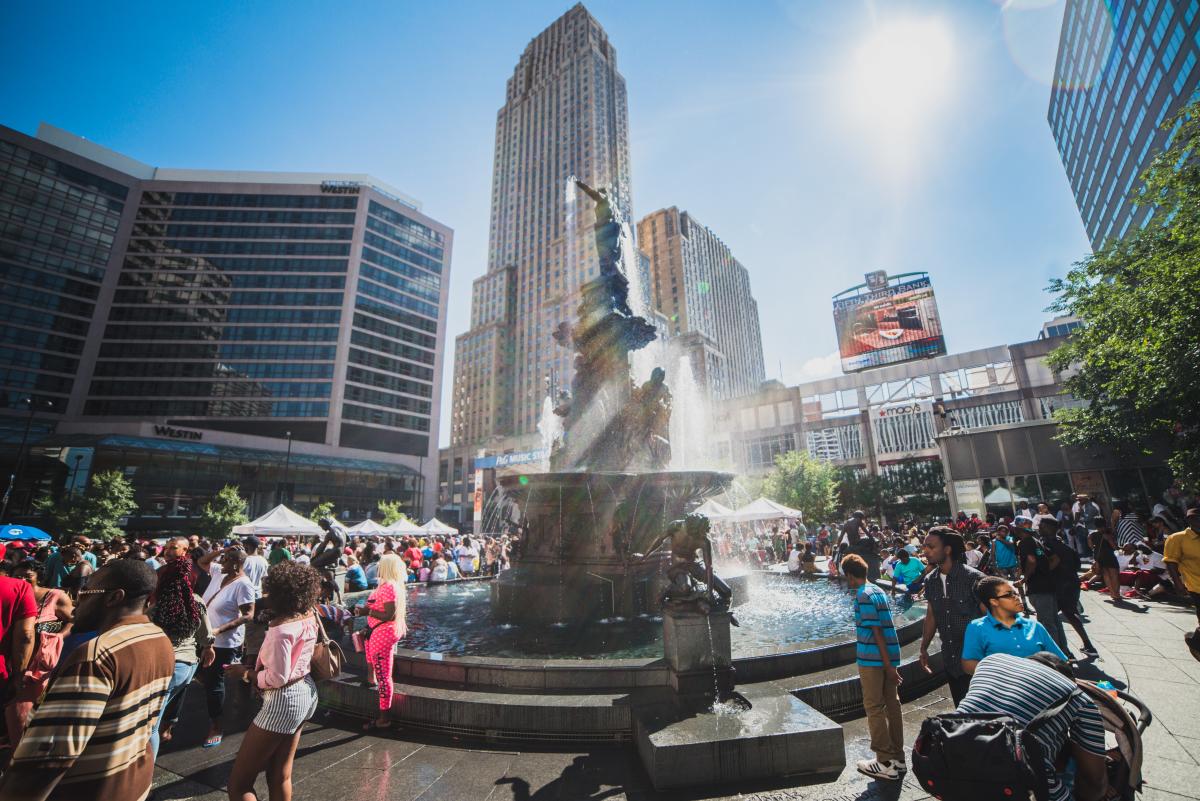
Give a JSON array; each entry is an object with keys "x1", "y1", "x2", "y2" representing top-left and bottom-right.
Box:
[{"x1": 1, "y1": 0, "x2": 1091, "y2": 446}]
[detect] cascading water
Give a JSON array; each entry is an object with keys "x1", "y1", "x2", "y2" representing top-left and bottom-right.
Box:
[
  {"x1": 537, "y1": 395, "x2": 562, "y2": 471},
  {"x1": 667, "y1": 353, "x2": 712, "y2": 470}
]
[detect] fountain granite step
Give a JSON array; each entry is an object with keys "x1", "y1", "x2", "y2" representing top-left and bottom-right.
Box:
[{"x1": 320, "y1": 636, "x2": 947, "y2": 744}]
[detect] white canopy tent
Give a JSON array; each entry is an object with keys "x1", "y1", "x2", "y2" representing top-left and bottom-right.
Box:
[
  {"x1": 346, "y1": 519, "x2": 386, "y2": 536},
  {"x1": 421, "y1": 518, "x2": 459, "y2": 536},
  {"x1": 232, "y1": 504, "x2": 324, "y2": 537},
  {"x1": 381, "y1": 518, "x2": 424, "y2": 536},
  {"x1": 693, "y1": 499, "x2": 735, "y2": 522},
  {"x1": 731, "y1": 497, "x2": 803, "y2": 523}
]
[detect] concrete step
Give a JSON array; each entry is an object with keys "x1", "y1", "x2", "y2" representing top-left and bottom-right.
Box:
[{"x1": 319, "y1": 673, "x2": 639, "y2": 745}]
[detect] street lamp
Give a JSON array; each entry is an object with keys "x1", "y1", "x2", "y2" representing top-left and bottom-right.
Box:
[
  {"x1": 282, "y1": 430, "x2": 293, "y2": 506},
  {"x1": 2, "y1": 397, "x2": 53, "y2": 520},
  {"x1": 70, "y1": 453, "x2": 84, "y2": 497}
]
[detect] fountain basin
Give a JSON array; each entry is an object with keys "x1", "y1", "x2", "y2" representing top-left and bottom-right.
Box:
[{"x1": 492, "y1": 469, "x2": 733, "y2": 625}]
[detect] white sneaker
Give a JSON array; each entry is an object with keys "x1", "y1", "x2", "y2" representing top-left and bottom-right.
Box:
[
  {"x1": 856, "y1": 758, "x2": 900, "y2": 781},
  {"x1": 888, "y1": 759, "x2": 907, "y2": 774}
]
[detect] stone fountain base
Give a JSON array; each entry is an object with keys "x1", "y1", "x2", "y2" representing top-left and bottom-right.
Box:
[
  {"x1": 634, "y1": 682, "x2": 846, "y2": 791},
  {"x1": 662, "y1": 606, "x2": 735, "y2": 697}
]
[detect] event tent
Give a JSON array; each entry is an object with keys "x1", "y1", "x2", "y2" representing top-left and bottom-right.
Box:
[
  {"x1": 421, "y1": 518, "x2": 459, "y2": 536},
  {"x1": 731, "y1": 497, "x2": 803, "y2": 522},
  {"x1": 381, "y1": 518, "x2": 424, "y2": 536},
  {"x1": 693, "y1": 499, "x2": 734, "y2": 522},
  {"x1": 346, "y1": 519, "x2": 386, "y2": 536},
  {"x1": 232, "y1": 504, "x2": 324, "y2": 537}
]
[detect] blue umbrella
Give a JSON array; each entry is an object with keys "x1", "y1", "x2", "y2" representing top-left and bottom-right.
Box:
[{"x1": 0, "y1": 525, "x2": 52, "y2": 541}]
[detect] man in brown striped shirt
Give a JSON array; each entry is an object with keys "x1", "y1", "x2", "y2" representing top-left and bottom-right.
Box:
[{"x1": 1, "y1": 559, "x2": 173, "y2": 801}]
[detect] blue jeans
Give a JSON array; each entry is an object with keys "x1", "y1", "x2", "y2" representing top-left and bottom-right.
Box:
[{"x1": 150, "y1": 660, "x2": 199, "y2": 757}]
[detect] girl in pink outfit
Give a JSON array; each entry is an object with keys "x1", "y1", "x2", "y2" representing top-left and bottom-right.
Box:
[
  {"x1": 226, "y1": 562, "x2": 322, "y2": 801},
  {"x1": 360, "y1": 553, "x2": 408, "y2": 731}
]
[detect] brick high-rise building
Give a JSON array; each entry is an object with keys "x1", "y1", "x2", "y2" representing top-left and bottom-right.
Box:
[
  {"x1": 637, "y1": 207, "x2": 765, "y2": 400},
  {"x1": 451, "y1": 4, "x2": 633, "y2": 447}
]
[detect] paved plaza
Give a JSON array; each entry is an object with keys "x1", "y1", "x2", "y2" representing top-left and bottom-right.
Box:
[{"x1": 149, "y1": 591, "x2": 1200, "y2": 801}]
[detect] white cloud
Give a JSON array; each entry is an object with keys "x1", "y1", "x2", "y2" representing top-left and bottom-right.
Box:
[{"x1": 795, "y1": 350, "x2": 842, "y2": 382}]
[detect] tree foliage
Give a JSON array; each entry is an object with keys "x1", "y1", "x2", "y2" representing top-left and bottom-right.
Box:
[
  {"x1": 761, "y1": 451, "x2": 839, "y2": 523},
  {"x1": 35, "y1": 470, "x2": 138, "y2": 540},
  {"x1": 376, "y1": 499, "x2": 414, "y2": 527},
  {"x1": 1046, "y1": 100, "x2": 1200, "y2": 489},
  {"x1": 308, "y1": 501, "x2": 335, "y2": 523},
  {"x1": 198, "y1": 484, "x2": 248, "y2": 540}
]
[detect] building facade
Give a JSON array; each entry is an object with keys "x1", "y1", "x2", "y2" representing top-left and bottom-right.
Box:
[
  {"x1": 636, "y1": 207, "x2": 764, "y2": 400},
  {"x1": 452, "y1": 4, "x2": 634, "y2": 447},
  {"x1": 1048, "y1": 0, "x2": 1200, "y2": 248},
  {"x1": 711, "y1": 333, "x2": 1114, "y2": 518},
  {"x1": 0, "y1": 122, "x2": 452, "y2": 530}
]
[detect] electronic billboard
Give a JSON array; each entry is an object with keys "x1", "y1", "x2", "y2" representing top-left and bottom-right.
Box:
[{"x1": 832, "y1": 271, "x2": 947, "y2": 373}]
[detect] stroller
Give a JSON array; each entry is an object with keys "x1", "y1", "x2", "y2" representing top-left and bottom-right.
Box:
[{"x1": 1074, "y1": 680, "x2": 1151, "y2": 800}]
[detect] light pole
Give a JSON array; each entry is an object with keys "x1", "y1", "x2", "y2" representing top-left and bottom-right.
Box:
[
  {"x1": 282, "y1": 431, "x2": 293, "y2": 507},
  {"x1": 70, "y1": 453, "x2": 84, "y2": 498},
  {"x1": 2, "y1": 397, "x2": 51, "y2": 520}
]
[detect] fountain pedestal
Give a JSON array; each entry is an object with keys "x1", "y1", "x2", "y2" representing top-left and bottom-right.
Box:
[{"x1": 662, "y1": 607, "x2": 735, "y2": 697}]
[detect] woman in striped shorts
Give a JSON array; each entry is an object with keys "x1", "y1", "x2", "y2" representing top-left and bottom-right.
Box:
[{"x1": 226, "y1": 561, "x2": 322, "y2": 801}]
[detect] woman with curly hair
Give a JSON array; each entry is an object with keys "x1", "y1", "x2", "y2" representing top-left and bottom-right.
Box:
[{"x1": 225, "y1": 561, "x2": 322, "y2": 801}]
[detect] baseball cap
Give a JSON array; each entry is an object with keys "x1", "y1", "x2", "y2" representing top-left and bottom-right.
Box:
[
  {"x1": 1013, "y1": 515, "x2": 1033, "y2": 527},
  {"x1": 242, "y1": 536, "x2": 261, "y2": 551}
]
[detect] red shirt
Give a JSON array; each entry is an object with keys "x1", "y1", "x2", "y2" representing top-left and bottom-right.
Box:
[
  {"x1": 403, "y1": 547, "x2": 423, "y2": 567},
  {"x1": 0, "y1": 576, "x2": 36, "y2": 681}
]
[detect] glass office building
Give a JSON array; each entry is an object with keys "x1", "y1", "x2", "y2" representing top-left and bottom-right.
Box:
[
  {"x1": 1048, "y1": 0, "x2": 1200, "y2": 248},
  {"x1": 0, "y1": 123, "x2": 452, "y2": 531}
]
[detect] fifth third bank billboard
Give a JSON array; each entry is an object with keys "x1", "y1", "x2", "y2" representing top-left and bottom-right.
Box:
[{"x1": 832, "y1": 271, "x2": 947, "y2": 373}]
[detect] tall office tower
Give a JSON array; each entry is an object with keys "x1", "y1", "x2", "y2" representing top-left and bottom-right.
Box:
[
  {"x1": 1048, "y1": 0, "x2": 1200, "y2": 249},
  {"x1": 451, "y1": 4, "x2": 633, "y2": 446},
  {"x1": 0, "y1": 123, "x2": 451, "y2": 525},
  {"x1": 636, "y1": 207, "x2": 765, "y2": 400}
]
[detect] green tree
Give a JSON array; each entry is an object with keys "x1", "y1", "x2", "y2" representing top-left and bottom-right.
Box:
[
  {"x1": 761, "y1": 451, "x2": 839, "y2": 523},
  {"x1": 36, "y1": 470, "x2": 139, "y2": 540},
  {"x1": 308, "y1": 501, "x2": 334, "y2": 523},
  {"x1": 78, "y1": 470, "x2": 138, "y2": 540},
  {"x1": 376, "y1": 499, "x2": 413, "y2": 527},
  {"x1": 1046, "y1": 100, "x2": 1200, "y2": 488},
  {"x1": 198, "y1": 484, "x2": 249, "y2": 540}
]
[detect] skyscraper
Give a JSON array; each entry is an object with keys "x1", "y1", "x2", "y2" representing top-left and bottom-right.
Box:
[
  {"x1": 1048, "y1": 0, "x2": 1200, "y2": 249},
  {"x1": 451, "y1": 4, "x2": 632, "y2": 447},
  {"x1": 637, "y1": 207, "x2": 765, "y2": 400},
  {"x1": 0, "y1": 122, "x2": 451, "y2": 525}
]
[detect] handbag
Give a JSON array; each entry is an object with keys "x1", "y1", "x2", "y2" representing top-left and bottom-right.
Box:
[{"x1": 308, "y1": 610, "x2": 344, "y2": 681}]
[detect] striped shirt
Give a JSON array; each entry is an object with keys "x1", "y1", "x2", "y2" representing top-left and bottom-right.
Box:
[
  {"x1": 855, "y1": 583, "x2": 900, "y2": 667},
  {"x1": 1116, "y1": 513, "x2": 1145, "y2": 547},
  {"x1": 957, "y1": 653, "x2": 1106, "y2": 801},
  {"x1": 12, "y1": 616, "x2": 173, "y2": 801}
]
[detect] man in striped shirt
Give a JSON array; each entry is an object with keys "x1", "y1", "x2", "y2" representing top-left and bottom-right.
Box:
[
  {"x1": 844, "y1": 553, "x2": 905, "y2": 781},
  {"x1": 957, "y1": 653, "x2": 1109, "y2": 801},
  {"x1": 1, "y1": 560, "x2": 173, "y2": 801}
]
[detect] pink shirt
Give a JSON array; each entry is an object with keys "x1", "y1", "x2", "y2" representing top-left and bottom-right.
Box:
[{"x1": 255, "y1": 616, "x2": 319, "y2": 690}]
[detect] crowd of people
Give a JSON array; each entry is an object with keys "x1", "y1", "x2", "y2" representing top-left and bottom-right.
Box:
[
  {"x1": 837, "y1": 499, "x2": 1200, "y2": 801},
  {"x1": 0, "y1": 514, "x2": 471, "y2": 801},
  {"x1": 0, "y1": 490, "x2": 1196, "y2": 801}
]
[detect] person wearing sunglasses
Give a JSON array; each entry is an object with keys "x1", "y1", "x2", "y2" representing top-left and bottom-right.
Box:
[
  {"x1": 0, "y1": 559, "x2": 172, "y2": 801},
  {"x1": 960, "y1": 576, "x2": 1066, "y2": 676}
]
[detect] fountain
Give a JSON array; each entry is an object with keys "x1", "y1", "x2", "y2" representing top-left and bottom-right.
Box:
[
  {"x1": 490, "y1": 178, "x2": 736, "y2": 628},
  {"x1": 322, "y1": 180, "x2": 947, "y2": 793}
]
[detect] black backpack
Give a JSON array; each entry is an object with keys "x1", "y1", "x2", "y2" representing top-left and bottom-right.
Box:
[{"x1": 912, "y1": 689, "x2": 1076, "y2": 801}]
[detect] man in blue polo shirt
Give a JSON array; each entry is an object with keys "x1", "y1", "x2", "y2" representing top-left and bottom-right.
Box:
[
  {"x1": 843, "y1": 553, "x2": 904, "y2": 781},
  {"x1": 991, "y1": 523, "x2": 1019, "y2": 579},
  {"x1": 961, "y1": 576, "x2": 1065, "y2": 673}
]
